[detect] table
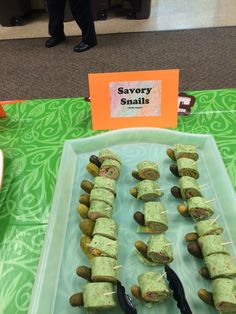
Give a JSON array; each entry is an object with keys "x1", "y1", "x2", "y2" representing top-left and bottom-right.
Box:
[{"x1": 0, "y1": 88, "x2": 235, "y2": 313}]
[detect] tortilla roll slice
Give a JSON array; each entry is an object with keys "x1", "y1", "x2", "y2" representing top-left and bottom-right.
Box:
[
  {"x1": 174, "y1": 144, "x2": 199, "y2": 161},
  {"x1": 88, "y1": 201, "x2": 113, "y2": 221},
  {"x1": 88, "y1": 234, "x2": 118, "y2": 259},
  {"x1": 83, "y1": 282, "x2": 117, "y2": 310},
  {"x1": 179, "y1": 176, "x2": 202, "y2": 200},
  {"x1": 205, "y1": 254, "x2": 236, "y2": 279},
  {"x1": 212, "y1": 278, "x2": 236, "y2": 312},
  {"x1": 93, "y1": 176, "x2": 116, "y2": 194},
  {"x1": 137, "y1": 160, "x2": 160, "y2": 180},
  {"x1": 138, "y1": 202, "x2": 168, "y2": 233},
  {"x1": 136, "y1": 180, "x2": 163, "y2": 201},
  {"x1": 138, "y1": 272, "x2": 169, "y2": 303},
  {"x1": 194, "y1": 219, "x2": 223, "y2": 237},
  {"x1": 91, "y1": 256, "x2": 118, "y2": 283},
  {"x1": 98, "y1": 149, "x2": 121, "y2": 164},
  {"x1": 187, "y1": 196, "x2": 214, "y2": 220},
  {"x1": 90, "y1": 188, "x2": 115, "y2": 206},
  {"x1": 177, "y1": 158, "x2": 199, "y2": 179},
  {"x1": 198, "y1": 235, "x2": 229, "y2": 258},
  {"x1": 99, "y1": 159, "x2": 121, "y2": 180},
  {"x1": 147, "y1": 234, "x2": 173, "y2": 264},
  {"x1": 92, "y1": 217, "x2": 119, "y2": 240}
]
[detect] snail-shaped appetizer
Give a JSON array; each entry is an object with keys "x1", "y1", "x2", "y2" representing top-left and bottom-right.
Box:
[
  {"x1": 87, "y1": 149, "x2": 121, "y2": 180},
  {"x1": 70, "y1": 282, "x2": 117, "y2": 310},
  {"x1": 130, "y1": 180, "x2": 164, "y2": 201},
  {"x1": 76, "y1": 256, "x2": 119, "y2": 284},
  {"x1": 131, "y1": 272, "x2": 169, "y2": 303},
  {"x1": 133, "y1": 201, "x2": 168, "y2": 234},
  {"x1": 171, "y1": 176, "x2": 202, "y2": 200},
  {"x1": 177, "y1": 196, "x2": 214, "y2": 220},
  {"x1": 198, "y1": 278, "x2": 236, "y2": 312},
  {"x1": 132, "y1": 160, "x2": 160, "y2": 181},
  {"x1": 167, "y1": 144, "x2": 199, "y2": 161},
  {"x1": 79, "y1": 217, "x2": 118, "y2": 241},
  {"x1": 135, "y1": 234, "x2": 173, "y2": 265},
  {"x1": 169, "y1": 157, "x2": 199, "y2": 179}
]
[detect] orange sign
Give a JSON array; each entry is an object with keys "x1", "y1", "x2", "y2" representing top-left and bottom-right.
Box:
[{"x1": 88, "y1": 69, "x2": 179, "y2": 130}]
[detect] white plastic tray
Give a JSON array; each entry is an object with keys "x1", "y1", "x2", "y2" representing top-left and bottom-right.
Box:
[{"x1": 29, "y1": 128, "x2": 236, "y2": 314}]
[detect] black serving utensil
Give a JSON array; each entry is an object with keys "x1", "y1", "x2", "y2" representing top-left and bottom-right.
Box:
[
  {"x1": 116, "y1": 280, "x2": 137, "y2": 314},
  {"x1": 164, "y1": 264, "x2": 192, "y2": 314}
]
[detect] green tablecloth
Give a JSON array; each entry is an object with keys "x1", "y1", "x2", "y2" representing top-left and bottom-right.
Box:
[{"x1": 0, "y1": 89, "x2": 236, "y2": 313}]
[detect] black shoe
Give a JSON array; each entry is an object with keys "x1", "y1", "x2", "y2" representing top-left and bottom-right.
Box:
[
  {"x1": 45, "y1": 36, "x2": 66, "y2": 48},
  {"x1": 73, "y1": 41, "x2": 97, "y2": 53}
]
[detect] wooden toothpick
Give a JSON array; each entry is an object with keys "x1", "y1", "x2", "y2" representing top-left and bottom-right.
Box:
[
  {"x1": 104, "y1": 291, "x2": 116, "y2": 296},
  {"x1": 210, "y1": 214, "x2": 220, "y2": 225},
  {"x1": 205, "y1": 199, "x2": 215, "y2": 204},
  {"x1": 156, "y1": 272, "x2": 166, "y2": 282}
]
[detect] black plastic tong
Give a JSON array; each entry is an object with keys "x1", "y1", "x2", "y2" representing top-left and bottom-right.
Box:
[
  {"x1": 116, "y1": 280, "x2": 137, "y2": 314},
  {"x1": 164, "y1": 264, "x2": 192, "y2": 314}
]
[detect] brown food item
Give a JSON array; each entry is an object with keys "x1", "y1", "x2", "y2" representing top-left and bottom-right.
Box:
[
  {"x1": 89, "y1": 155, "x2": 101, "y2": 168},
  {"x1": 135, "y1": 240, "x2": 149, "y2": 260},
  {"x1": 133, "y1": 211, "x2": 145, "y2": 226},
  {"x1": 86, "y1": 162, "x2": 100, "y2": 177},
  {"x1": 130, "y1": 187, "x2": 138, "y2": 198},
  {"x1": 69, "y1": 292, "x2": 84, "y2": 307},
  {"x1": 185, "y1": 232, "x2": 199, "y2": 242},
  {"x1": 171, "y1": 186, "x2": 182, "y2": 199},
  {"x1": 198, "y1": 289, "x2": 214, "y2": 306},
  {"x1": 80, "y1": 235, "x2": 94, "y2": 259},
  {"x1": 77, "y1": 203, "x2": 89, "y2": 218},
  {"x1": 90, "y1": 248, "x2": 102, "y2": 256},
  {"x1": 166, "y1": 148, "x2": 176, "y2": 161},
  {"x1": 177, "y1": 204, "x2": 190, "y2": 217},
  {"x1": 199, "y1": 267, "x2": 211, "y2": 280},
  {"x1": 131, "y1": 285, "x2": 143, "y2": 300},
  {"x1": 76, "y1": 266, "x2": 92, "y2": 281},
  {"x1": 79, "y1": 194, "x2": 90, "y2": 206},
  {"x1": 169, "y1": 164, "x2": 180, "y2": 177},
  {"x1": 187, "y1": 242, "x2": 203, "y2": 259},
  {"x1": 81, "y1": 180, "x2": 94, "y2": 194},
  {"x1": 132, "y1": 170, "x2": 143, "y2": 181},
  {"x1": 79, "y1": 219, "x2": 95, "y2": 236}
]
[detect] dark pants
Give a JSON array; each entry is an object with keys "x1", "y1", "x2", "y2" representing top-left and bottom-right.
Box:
[{"x1": 47, "y1": 0, "x2": 97, "y2": 45}]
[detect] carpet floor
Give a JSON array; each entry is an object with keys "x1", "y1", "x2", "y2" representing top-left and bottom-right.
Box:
[{"x1": 0, "y1": 27, "x2": 236, "y2": 100}]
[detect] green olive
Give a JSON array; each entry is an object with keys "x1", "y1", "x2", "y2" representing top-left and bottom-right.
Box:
[
  {"x1": 133, "y1": 211, "x2": 145, "y2": 226},
  {"x1": 177, "y1": 204, "x2": 190, "y2": 217},
  {"x1": 166, "y1": 148, "x2": 176, "y2": 161},
  {"x1": 76, "y1": 266, "x2": 92, "y2": 281},
  {"x1": 198, "y1": 289, "x2": 214, "y2": 306},
  {"x1": 169, "y1": 164, "x2": 180, "y2": 177},
  {"x1": 81, "y1": 180, "x2": 94, "y2": 194},
  {"x1": 77, "y1": 203, "x2": 89, "y2": 218},
  {"x1": 130, "y1": 187, "x2": 138, "y2": 198},
  {"x1": 80, "y1": 235, "x2": 94, "y2": 259},
  {"x1": 86, "y1": 162, "x2": 100, "y2": 177},
  {"x1": 69, "y1": 292, "x2": 84, "y2": 307},
  {"x1": 171, "y1": 186, "x2": 182, "y2": 199},
  {"x1": 131, "y1": 285, "x2": 143, "y2": 300},
  {"x1": 79, "y1": 219, "x2": 95, "y2": 236},
  {"x1": 187, "y1": 241, "x2": 203, "y2": 259},
  {"x1": 89, "y1": 155, "x2": 101, "y2": 168},
  {"x1": 184, "y1": 232, "x2": 199, "y2": 242},
  {"x1": 79, "y1": 194, "x2": 90, "y2": 206}
]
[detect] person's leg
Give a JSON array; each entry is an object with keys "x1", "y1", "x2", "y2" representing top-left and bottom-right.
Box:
[
  {"x1": 47, "y1": 0, "x2": 66, "y2": 39},
  {"x1": 68, "y1": 0, "x2": 97, "y2": 48}
]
